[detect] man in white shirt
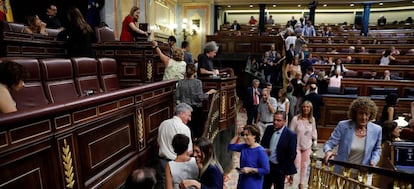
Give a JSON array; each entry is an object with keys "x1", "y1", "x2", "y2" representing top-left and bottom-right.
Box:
[
  {"x1": 256, "y1": 88, "x2": 277, "y2": 138},
  {"x1": 157, "y1": 103, "x2": 193, "y2": 187}
]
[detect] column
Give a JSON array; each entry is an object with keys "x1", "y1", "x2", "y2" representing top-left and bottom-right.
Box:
[
  {"x1": 362, "y1": 3, "x2": 371, "y2": 36},
  {"x1": 259, "y1": 4, "x2": 266, "y2": 33}
]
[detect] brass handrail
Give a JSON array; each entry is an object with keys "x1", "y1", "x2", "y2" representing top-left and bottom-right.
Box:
[{"x1": 308, "y1": 156, "x2": 414, "y2": 189}]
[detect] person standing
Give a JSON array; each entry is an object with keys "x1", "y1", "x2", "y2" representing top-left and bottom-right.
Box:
[
  {"x1": 152, "y1": 40, "x2": 186, "y2": 80},
  {"x1": 380, "y1": 93, "x2": 399, "y2": 124},
  {"x1": 197, "y1": 41, "x2": 219, "y2": 77},
  {"x1": 231, "y1": 20, "x2": 241, "y2": 30},
  {"x1": 256, "y1": 88, "x2": 277, "y2": 138},
  {"x1": 165, "y1": 134, "x2": 199, "y2": 189},
  {"x1": 304, "y1": 84, "x2": 324, "y2": 124},
  {"x1": 290, "y1": 101, "x2": 317, "y2": 189},
  {"x1": 181, "y1": 41, "x2": 194, "y2": 64},
  {"x1": 261, "y1": 111, "x2": 297, "y2": 189},
  {"x1": 229, "y1": 125, "x2": 270, "y2": 189},
  {"x1": 266, "y1": 15, "x2": 275, "y2": 25},
  {"x1": 176, "y1": 64, "x2": 217, "y2": 138},
  {"x1": 57, "y1": 7, "x2": 96, "y2": 57},
  {"x1": 120, "y1": 6, "x2": 148, "y2": 41},
  {"x1": 243, "y1": 79, "x2": 261, "y2": 125},
  {"x1": 323, "y1": 97, "x2": 382, "y2": 176},
  {"x1": 180, "y1": 137, "x2": 224, "y2": 189},
  {"x1": 248, "y1": 16, "x2": 258, "y2": 25},
  {"x1": 302, "y1": 21, "x2": 316, "y2": 37},
  {"x1": 42, "y1": 4, "x2": 62, "y2": 29},
  {"x1": 157, "y1": 103, "x2": 194, "y2": 188}
]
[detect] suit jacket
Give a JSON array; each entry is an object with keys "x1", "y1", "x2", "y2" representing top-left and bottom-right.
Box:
[
  {"x1": 261, "y1": 126, "x2": 297, "y2": 175},
  {"x1": 323, "y1": 120, "x2": 382, "y2": 172},
  {"x1": 244, "y1": 87, "x2": 261, "y2": 109},
  {"x1": 304, "y1": 92, "x2": 324, "y2": 120},
  {"x1": 285, "y1": 49, "x2": 295, "y2": 63}
]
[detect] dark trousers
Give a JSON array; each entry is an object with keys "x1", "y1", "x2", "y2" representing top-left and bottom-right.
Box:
[
  {"x1": 188, "y1": 106, "x2": 204, "y2": 139},
  {"x1": 263, "y1": 162, "x2": 286, "y2": 189},
  {"x1": 246, "y1": 105, "x2": 259, "y2": 125}
]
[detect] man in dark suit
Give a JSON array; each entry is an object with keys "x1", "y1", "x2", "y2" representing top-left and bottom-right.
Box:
[
  {"x1": 261, "y1": 111, "x2": 297, "y2": 189},
  {"x1": 243, "y1": 79, "x2": 261, "y2": 125},
  {"x1": 304, "y1": 84, "x2": 324, "y2": 124},
  {"x1": 285, "y1": 44, "x2": 295, "y2": 65}
]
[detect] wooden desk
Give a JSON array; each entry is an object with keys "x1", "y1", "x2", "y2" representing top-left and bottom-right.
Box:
[
  {"x1": 94, "y1": 42, "x2": 166, "y2": 86},
  {"x1": 312, "y1": 64, "x2": 414, "y2": 80},
  {"x1": 340, "y1": 78, "x2": 414, "y2": 97},
  {"x1": 200, "y1": 75, "x2": 237, "y2": 131}
]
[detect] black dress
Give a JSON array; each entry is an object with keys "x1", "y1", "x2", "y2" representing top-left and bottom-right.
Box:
[{"x1": 58, "y1": 25, "x2": 96, "y2": 57}]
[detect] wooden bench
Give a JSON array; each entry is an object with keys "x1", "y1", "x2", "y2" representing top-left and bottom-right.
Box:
[
  {"x1": 339, "y1": 78, "x2": 414, "y2": 97},
  {"x1": 308, "y1": 44, "x2": 414, "y2": 54},
  {"x1": 312, "y1": 64, "x2": 414, "y2": 80},
  {"x1": 311, "y1": 52, "x2": 414, "y2": 65},
  {"x1": 306, "y1": 36, "x2": 414, "y2": 45}
]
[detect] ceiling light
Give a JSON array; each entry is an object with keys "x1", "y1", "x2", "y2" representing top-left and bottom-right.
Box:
[
  {"x1": 350, "y1": 3, "x2": 355, "y2": 7},
  {"x1": 273, "y1": 4, "x2": 276, "y2": 7},
  {"x1": 379, "y1": 2, "x2": 383, "y2": 6},
  {"x1": 227, "y1": 5, "x2": 231, "y2": 8},
  {"x1": 298, "y1": 4, "x2": 301, "y2": 7},
  {"x1": 323, "y1": 4, "x2": 327, "y2": 7},
  {"x1": 249, "y1": 4, "x2": 253, "y2": 8}
]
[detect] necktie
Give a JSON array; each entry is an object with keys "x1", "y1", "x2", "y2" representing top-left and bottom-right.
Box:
[
  {"x1": 253, "y1": 89, "x2": 258, "y2": 105},
  {"x1": 269, "y1": 131, "x2": 281, "y2": 164}
]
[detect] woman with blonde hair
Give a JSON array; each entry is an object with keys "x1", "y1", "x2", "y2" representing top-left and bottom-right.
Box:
[
  {"x1": 24, "y1": 15, "x2": 47, "y2": 35},
  {"x1": 120, "y1": 6, "x2": 148, "y2": 41},
  {"x1": 290, "y1": 101, "x2": 317, "y2": 189},
  {"x1": 152, "y1": 40, "x2": 186, "y2": 80}
]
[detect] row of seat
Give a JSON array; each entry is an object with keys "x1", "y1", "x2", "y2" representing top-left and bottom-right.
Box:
[
  {"x1": 3, "y1": 22, "x2": 61, "y2": 37},
  {"x1": 0, "y1": 57, "x2": 120, "y2": 111}
]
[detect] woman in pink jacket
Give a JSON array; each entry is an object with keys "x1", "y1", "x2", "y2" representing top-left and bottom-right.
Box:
[{"x1": 289, "y1": 100, "x2": 317, "y2": 189}]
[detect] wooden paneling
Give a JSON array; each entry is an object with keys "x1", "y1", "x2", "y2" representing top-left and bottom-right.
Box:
[{"x1": 0, "y1": 81, "x2": 176, "y2": 189}]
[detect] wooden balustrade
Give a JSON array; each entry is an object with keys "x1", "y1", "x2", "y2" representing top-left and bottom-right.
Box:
[
  {"x1": 308, "y1": 156, "x2": 413, "y2": 189},
  {"x1": 0, "y1": 80, "x2": 176, "y2": 189}
]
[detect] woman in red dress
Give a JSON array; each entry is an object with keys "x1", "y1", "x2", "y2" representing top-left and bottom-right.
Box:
[{"x1": 120, "y1": 6, "x2": 148, "y2": 41}]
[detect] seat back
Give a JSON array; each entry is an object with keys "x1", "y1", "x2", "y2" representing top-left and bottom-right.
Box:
[
  {"x1": 97, "y1": 58, "x2": 120, "y2": 92},
  {"x1": 40, "y1": 58, "x2": 79, "y2": 103},
  {"x1": 45, "y1": 28, "x2": 61, "y2": 37},
  {"x1": 2, "y1": 57, "x2": 49, "y2": 110},
  {"x1": 95, "y1": 26, "x2": 116, "y2": 43},
  {"x1": 71, "y1": 57, "x2": 101, "y2": 96},
  {"x1": 5, "y1": 22, "x2": 25, "y2": 32}
]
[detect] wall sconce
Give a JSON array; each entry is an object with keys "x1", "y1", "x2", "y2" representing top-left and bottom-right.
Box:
[{"x1": 173, "y1": 18, "x2": 198, "y2": 41}]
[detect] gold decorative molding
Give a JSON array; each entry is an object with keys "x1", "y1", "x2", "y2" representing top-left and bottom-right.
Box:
[
  {"x1": 221, "y1": 93, "x2": 226, "y2": 115},
  {"x1": 136, "y1": 109, "x2": 144, "y2": 145},
  {"x1": 147, "y1": 60, "x2": 153, "y2": 81},
  {"x1": 62, "y1": 139, "x2": 75, "y2": 189}
]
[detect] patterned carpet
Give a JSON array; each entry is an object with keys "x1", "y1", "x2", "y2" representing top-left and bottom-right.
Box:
[{"x1": 223, "y1": 111, "x2": 325, "y2": 189}]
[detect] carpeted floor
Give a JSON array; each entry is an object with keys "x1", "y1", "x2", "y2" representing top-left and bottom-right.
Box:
[{"x1": 224, "y1": 111, "x2": 325, "y2": 189}]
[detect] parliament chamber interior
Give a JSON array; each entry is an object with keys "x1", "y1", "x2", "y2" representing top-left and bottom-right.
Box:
[{"x1": 1, "y1": 0, "x2": 414, "y2": 188}]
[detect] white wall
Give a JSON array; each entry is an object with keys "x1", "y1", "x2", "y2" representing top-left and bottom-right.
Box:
[{"x1": 224, "y1": 7, "x2": 414, "y2": 25}]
